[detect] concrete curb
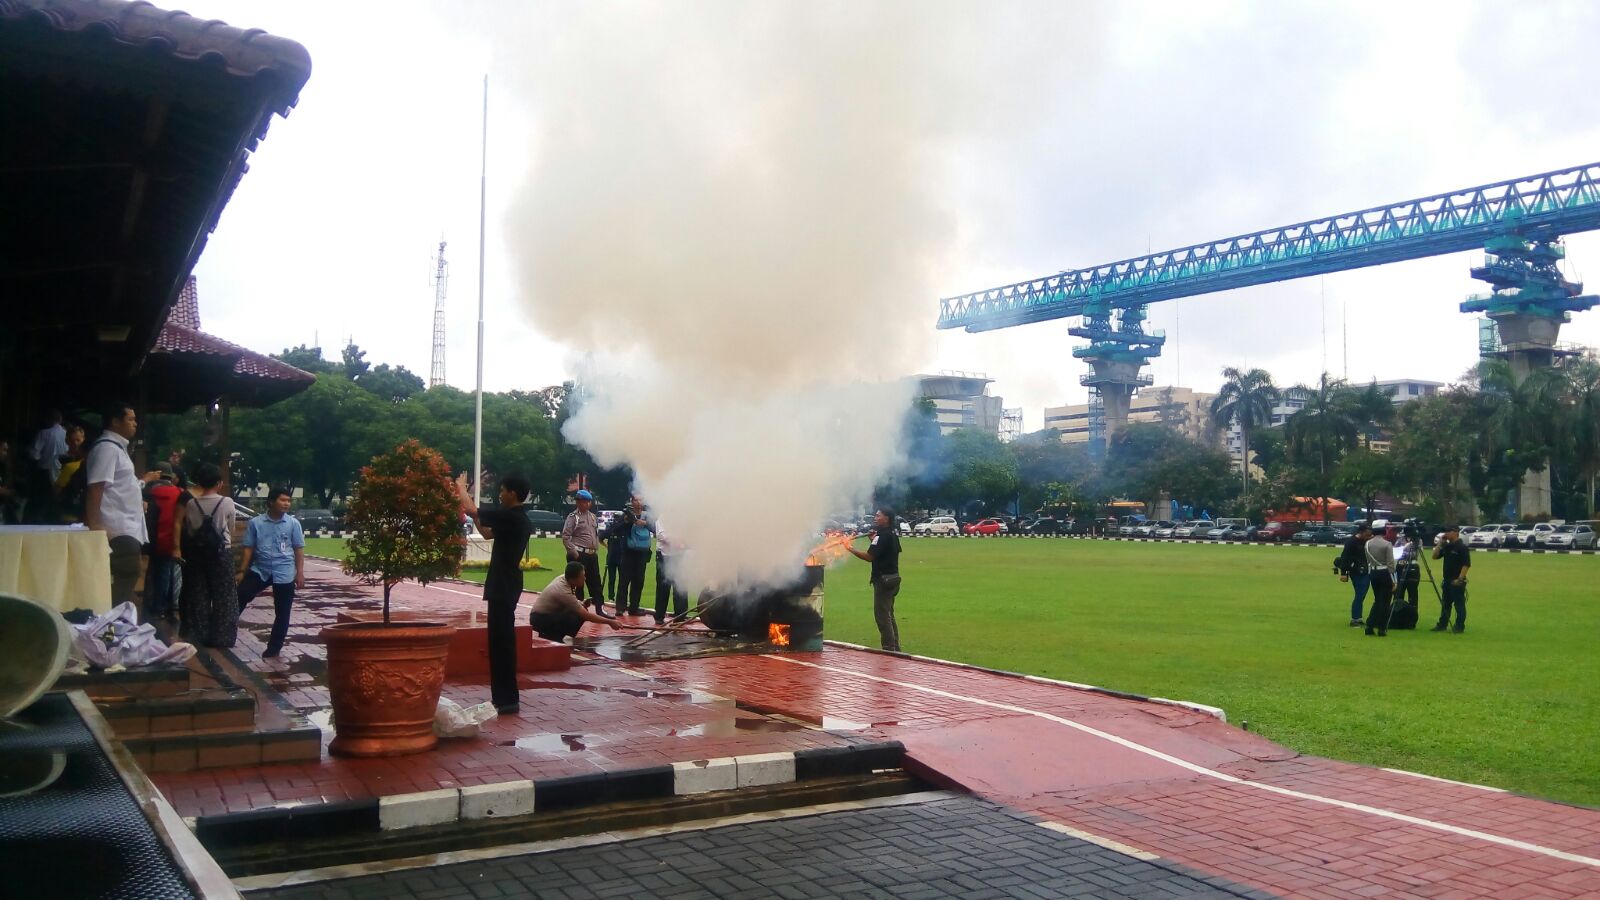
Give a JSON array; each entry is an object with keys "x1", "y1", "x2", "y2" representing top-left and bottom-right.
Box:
[
  {"x1": 189, "y1": 740, "x2": 904, "y2": 845},
  {"x1": 821, "y1": 640, "x2": 1228, "y2": 723}
]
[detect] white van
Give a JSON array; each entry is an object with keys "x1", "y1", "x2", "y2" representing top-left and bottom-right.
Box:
[{"x1": 915, "y1": 516, "x2": 960, "y2": 535}]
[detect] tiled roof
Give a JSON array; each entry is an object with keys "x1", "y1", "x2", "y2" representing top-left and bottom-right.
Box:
[
  {"x1": 154, "y1": 322, "x2": 313, "y2": 384},
  {"x1": 170, "y1": 276, "x2": 201, "y2": 330},
  {"x1": 0, "y1": 0, "x2": 312, "y2": 112},
  {"x1": 155, "y1": 279, "x2": 312, "y2": 385}
]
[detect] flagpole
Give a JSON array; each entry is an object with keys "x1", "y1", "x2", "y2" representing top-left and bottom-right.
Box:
[{"x1": 473, "y1": 74, "x2": 488, "y2": 505}]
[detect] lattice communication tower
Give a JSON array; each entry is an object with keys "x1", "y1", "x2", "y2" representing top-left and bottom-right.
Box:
[{"x1": 430, "y1": 240, "x2": 448, "y2": 388}]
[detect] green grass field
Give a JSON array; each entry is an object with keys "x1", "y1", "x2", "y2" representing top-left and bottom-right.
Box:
[{"x1": 304, "y1": 536, "x2": 1600, "y2": 807}]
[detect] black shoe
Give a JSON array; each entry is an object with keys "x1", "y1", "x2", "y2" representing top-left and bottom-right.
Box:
[
  {"x1": 496, "y1": 704, "x2": 520, "y2": 716},
  {"x1": 1430, "y1": 624, "x2": 1448, "y2": 632},
  {"x1": 629, "y1": 608, "x2": 645, "y2": 616},
  {"x1": 1349, "y1": 619, "x2": 1364, "y2": 627},
  {"x1": 1452, "y1": 627, "x2": 1464, "y2": 634},
  {"x1": 1378, "y1": 630, "x2": 1387, "y2": 637},
  {"x1": 1365, "y1": 629, "x2": 1376, "y2": 636}
]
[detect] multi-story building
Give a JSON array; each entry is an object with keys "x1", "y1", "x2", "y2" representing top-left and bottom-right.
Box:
[
  {"x1": 918, "y1": 372, "x2": 1004, "y2": 436},
  {"x1": 1043, "y1": 385, "x2": 1218, "y2": 446},
  {"x1": 1371, "y1": 378, "x2": 1443, "y2": 405}
]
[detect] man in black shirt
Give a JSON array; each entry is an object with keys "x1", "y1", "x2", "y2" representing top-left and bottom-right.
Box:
[
  {"x1": 457, "y1": 472, "x2": 534, "y2": 715},
  {"x1": 1336, "y1": 522, "x2": 1373, "y2": 627},
  {"x1": 848, "y1": 507, "x2": 903, "y2": 652},
  {"x1": 1430, "y1": 524, "x2": 1472, "y2": 633}
]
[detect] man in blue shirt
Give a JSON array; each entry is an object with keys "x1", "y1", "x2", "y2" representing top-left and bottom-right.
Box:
[{"x1": 237, "y1": 487, "x2": 305, "y2": 657}]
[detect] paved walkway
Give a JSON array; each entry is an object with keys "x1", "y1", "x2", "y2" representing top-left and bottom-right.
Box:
[
  {"x1": 159, "y1": 562, "x2": 1600, "y2": 898},
  {"x1": 246, "y1": 794, "x2": 1258, "y2": 899}
]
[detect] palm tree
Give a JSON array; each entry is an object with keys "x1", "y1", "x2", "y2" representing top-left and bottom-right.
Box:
[
  {"x1": 1569, "y1": 356, "x2": 1600, "y2": 516},
  {"x1": 1210, "y1": 367, "x2": 1280, "y2": 495},
  {"x1": 1341, "y1": 381, "x2": 1397, "y2": 449},
  {"x1": 1285, "y1": 374, "x2": 1358, "y2": 522}
]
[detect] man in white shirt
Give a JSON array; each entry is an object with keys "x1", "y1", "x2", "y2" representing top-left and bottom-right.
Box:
[
  {"x1": 26, "y1": 409, "x2": 67, "y2": 519},
  {"x1": 84, "y1": 403, "x2": 157, "y2": 607}
]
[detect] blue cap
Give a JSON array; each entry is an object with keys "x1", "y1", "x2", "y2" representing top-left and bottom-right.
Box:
[{"x1": 575, "y1": 490, "x2": 593, "y2": 501}]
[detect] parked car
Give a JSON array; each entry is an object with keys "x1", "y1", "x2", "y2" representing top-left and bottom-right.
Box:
[
  {"x1": 915, "y1": 516, "x2": 960, "y2": 535},
  {"x1": 963, "y1": 518, "x2": 1008, "y2": 535},
  {"x1": 1025, "y1": 517, "x2": 1062, "y2": 535},
  {"x1": 1252, "y1": 521, "x2": 1299, "y2": 543},
  {"x1": 523, "y1": 508, "x2": 566, "y2": 532},
  {"x1": 1542, "y1": 524, "x2": 1596, "y2": 550},
  {"x1": 1171, "y1": 521, "x2": 1196, "y2": 538},
  {"x1": 1189, "y1": 521, "x2": 1218, "y2": 540},
  {"x1": 294, "y1": 508, "x2": 340, "y2": 532},
  {"x1": 1152, "y1": 522, "x2": 1177, "y2": 538},
  {"x1": 1468, "y1": 524, "x2": 1515, "y2": 548},
  {"x1": 1292, "y1": 525, "x2": 1343, "y2": 543},
  {"x1": 1117, "y1": 522, "x2": 1139, "y2": 536},
  {"x1": 1508, "y1": 522, "x2": 1555, "y2": 548},
  {"x1": 1210, "y1": 524, "x2": 1246, "y2": 541}
]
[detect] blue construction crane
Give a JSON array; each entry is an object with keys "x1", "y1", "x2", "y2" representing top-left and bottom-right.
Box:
[{"x1": 939, "y1": 161, "x2": 1600, "y2": 456}]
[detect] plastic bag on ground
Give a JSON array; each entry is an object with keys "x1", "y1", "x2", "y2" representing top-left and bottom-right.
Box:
[
  {"x1": 433, "y1": 697, "x2": 496, "y2": 738},
  {"x1": 70, "y1": 601, "x2": 196, "y2": 668}
]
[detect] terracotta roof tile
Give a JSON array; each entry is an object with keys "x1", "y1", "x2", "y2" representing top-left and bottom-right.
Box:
[
  {"x1": 154, "y1": 322, "x2": 313, "y2": 384},
  {"x1": 0, "y1": 0, "x2": 312, "y2": 112}
]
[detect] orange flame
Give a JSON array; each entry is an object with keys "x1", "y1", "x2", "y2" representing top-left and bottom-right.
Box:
[
  {"x1": 806, "y1": 530, "x2": 858, "y2": 567},
  {"x1": 768, "y1": 622, "x2": 791, "y2": 647}
]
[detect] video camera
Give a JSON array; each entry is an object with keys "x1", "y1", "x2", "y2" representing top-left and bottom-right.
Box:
[{"x1": 1400, "y1": 517, "x2": 1424, "y2": 541}]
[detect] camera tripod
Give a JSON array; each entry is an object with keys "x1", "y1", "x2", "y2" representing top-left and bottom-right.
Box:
[{"x1": 1385, "y1": 535, "x2": 1442, "y2": 631}]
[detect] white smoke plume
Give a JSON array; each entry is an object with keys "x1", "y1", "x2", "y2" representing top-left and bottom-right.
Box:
[{"x1": 494, "y1": 2, "x2": 1095, "y2": 589}]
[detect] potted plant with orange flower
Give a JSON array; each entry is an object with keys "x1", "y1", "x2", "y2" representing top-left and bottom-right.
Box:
[{"x1": 324, "y1": 440, "x2": 466, "y2": 757}]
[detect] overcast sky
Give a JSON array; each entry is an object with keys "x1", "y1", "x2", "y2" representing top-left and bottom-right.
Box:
[{"x1": 186, "y1": 0, "x2": 1600, "y2": 431}]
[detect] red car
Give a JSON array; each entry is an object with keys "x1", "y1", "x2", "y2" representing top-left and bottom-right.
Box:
[
  {"x1": 1252, "y1": 521, "x2": 1299, "y2": 543},
  {"x1": 963, "y1": 518, "x2": 1008, "y2": 535}
]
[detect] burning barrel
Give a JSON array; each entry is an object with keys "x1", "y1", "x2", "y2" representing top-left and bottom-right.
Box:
[{"x1": 697, "y1": 564, "x2": 824, "y2": 651}]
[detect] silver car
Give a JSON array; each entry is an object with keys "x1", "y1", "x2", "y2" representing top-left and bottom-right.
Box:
[
  {"x1": 1542, "y1": 524, "x2": 1596, "y2": 550},
  {"x1": 1468, "y1": 524, "x2": 1515, "y2": 548}
]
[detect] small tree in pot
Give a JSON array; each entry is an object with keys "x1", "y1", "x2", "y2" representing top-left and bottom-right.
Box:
[{"x1": 324, "y1": 440, "x2": 466, "y2": 757}]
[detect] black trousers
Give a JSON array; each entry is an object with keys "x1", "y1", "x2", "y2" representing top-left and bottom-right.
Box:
[
  {"x1": 1366, "y1": 571, "x2": 1394, "y2": 633},
  {"x1": 616, "y1": 549, "x2": 650, "y2": 613},
  {"x1": 529, "y1": 609, "x2": 584, "y2": 642},
  {"x1": 1439, "y1": 581, "x2": 1467, "y2": 630},
  {"x1": 604, "y1": 543, "x2": 622, "y2": 601},
  {"x1": 567, "y1": 550, "x2": 604, "y2": 610},
  {"x1": 654, "y1": 551, "x2": 688, "y2": 622},
  {"x1": 237, "y1": 571, "x2": 295, "y2": 656},
  {"x1": 486, "y1": 587, "x2": 520, "y2": 709}
]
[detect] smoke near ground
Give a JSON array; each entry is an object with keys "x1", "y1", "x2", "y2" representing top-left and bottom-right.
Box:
[{"x1": 494, "y1": 2, "x2": 1097, "y2": 589}]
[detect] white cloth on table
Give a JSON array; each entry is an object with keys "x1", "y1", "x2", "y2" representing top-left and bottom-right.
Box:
[{"x1": 0, "y1": 525, "x2": 112, "y2": 613}]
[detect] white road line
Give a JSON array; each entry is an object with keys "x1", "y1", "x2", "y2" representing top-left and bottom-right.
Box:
[
  {"x1": 1379, "y1": 767, "x2": 1508, "y2": 793},
  {"x1": 1036, "y1": 821, "x2": 1159, "y2": 860},
  {"x1": 765, "y1": 654, "x2": 1600, "y2": 869}
]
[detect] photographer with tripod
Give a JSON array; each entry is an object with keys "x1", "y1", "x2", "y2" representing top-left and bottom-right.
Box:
[{"x1": 1431, "y1": 524, "x2": 1472, "y2": 633}]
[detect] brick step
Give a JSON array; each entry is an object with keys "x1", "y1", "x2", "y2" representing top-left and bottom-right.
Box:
[
  {"x1": 126, "y1": 723, "x2": 323, "y2": 773},
  {"x1": 55, "y1": 662, "x2": 193, "y2": 700},
  {"x1": 335, "y1": 611, "x2": 572, "y2": 674},
  {"x1": 96, "y1": 689, "x2": 257, "y2": 740}
]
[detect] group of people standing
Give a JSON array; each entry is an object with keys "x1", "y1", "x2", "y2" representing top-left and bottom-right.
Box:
[
  {"x1": 11, "y1": 402, "x2": 306, "y2": 656},
  {"x1": 1338, "y1": 522, "x2": 1471, "y2": 635}
]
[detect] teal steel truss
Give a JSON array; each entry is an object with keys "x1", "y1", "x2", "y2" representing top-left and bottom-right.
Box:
[{"x1": 939, "y1": 162, "x2": 1600, "y2": 333}]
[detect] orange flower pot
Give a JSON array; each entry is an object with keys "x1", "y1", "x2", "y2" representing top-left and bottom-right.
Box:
[{"x1": 323, "y1": 621, "x2": 454, "y2": 757}]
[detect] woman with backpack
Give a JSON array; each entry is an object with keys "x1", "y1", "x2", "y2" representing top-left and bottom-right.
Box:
[{"x1": 178, "y1": 462, "x2": 239, "y2": 647}]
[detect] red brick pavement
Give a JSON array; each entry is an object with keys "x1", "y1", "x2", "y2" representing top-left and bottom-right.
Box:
[
  {"x1": 637, "y1": 650, "x2": 1600, "y2": 899},
  {"x1": 162, "y1": 561, "x2": 1600, "y2": 898}
]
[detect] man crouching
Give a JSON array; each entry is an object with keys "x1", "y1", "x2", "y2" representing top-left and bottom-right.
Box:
[{"x1": 530, "y1": 561, "x2": 622, "y2": 643}]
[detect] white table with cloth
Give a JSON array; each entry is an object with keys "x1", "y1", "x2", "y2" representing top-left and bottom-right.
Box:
[{"x1": 0, "y1": 525, "x2": 112, "y2": 614}]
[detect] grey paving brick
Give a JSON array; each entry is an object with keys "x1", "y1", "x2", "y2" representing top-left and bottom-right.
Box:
[{"x1": 248, "y1": 796, "x2": 1259, "y2": 900}]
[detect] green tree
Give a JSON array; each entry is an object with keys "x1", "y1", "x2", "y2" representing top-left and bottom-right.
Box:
[
  {"x1": 342, "y1": 440, "x2": 466, "y2": 622},
  {"x1": 1341, "y1": 381, "x2": 1398, "y2": 449},
  {"x1": 1209, "y1": 367, "x2": 1280, "y2": 496},
  {"x1": 941, "y1": 428, "x2": 1019, "y2": 514},
  {"x1": 1104, "y1": 423, "x2": 1237, "y2": 514},
  {"x1": 1011, "y1": 429, "x2": 1096, "y2": 513},
  {"x1": 1567, "y1": 355, "x2": 1600, "y2": 516},
  {"x1": 340, "y1": 343, "x2": 371, "y2": 380},
  {"x1": 357, "y1": 364, "x2": 425, "y2": 403},
  {"x1": 273, "y1": 345, "x2": 334, "y2": 374},
  {"x1": 1333, "y1": 448, "x2": 1398, "y2": 521},
  {"x1": 1390, "y1": 391, "x2": 1478, "y2": 522},
  {"x1": 1285, "y1": 375, "x2": 1358, "y2": 521}
]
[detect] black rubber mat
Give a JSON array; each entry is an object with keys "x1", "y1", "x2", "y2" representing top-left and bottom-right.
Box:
[{"x1": 0, "y1": 693, "x2": 196, "y2": 899}]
